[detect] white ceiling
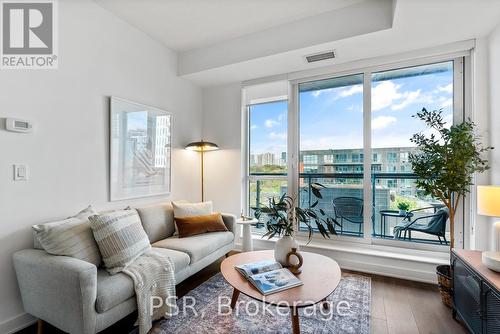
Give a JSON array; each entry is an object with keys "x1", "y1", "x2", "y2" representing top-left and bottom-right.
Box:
[
  {"x1": 96, "y1": 0, "x2": 500, "y2": 87},
  {"x1": 95, "y1": 0, "x2": 362, "y2": 52}
]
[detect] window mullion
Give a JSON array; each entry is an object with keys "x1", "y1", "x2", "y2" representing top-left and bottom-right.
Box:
[
  {"x1": 363, "y1": 71, "x2": 373, "y2": 242},
  {"x1": 288, "y1": 81, "x2": 299, "y2": 232}
]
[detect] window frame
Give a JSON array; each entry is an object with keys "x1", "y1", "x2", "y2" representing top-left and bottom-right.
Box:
[
  {"x1": 245, "y1": 98, "x2": 289, "y2": 221},
  {"x1": 243, "y1": 51, "x2": 469, "y2": 252}
]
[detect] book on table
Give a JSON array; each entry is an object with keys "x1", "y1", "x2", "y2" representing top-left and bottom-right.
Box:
[{"x1": 235, "y1": 260, "x2": 303, "y2": 295}]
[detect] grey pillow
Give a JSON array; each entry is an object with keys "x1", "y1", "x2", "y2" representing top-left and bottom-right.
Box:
[
  {"x1": 32, "y1": 206, "x2": 102, "y2": 266},
  {"x1": 89, "y1": 209, "x2": 151, "y2": 274}
]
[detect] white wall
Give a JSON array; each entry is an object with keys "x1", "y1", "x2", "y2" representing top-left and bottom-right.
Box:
[
  {"x1": 470, "y1": 23, "x2": 500, "y2": 251},
  {"x1": 0, "y1": 1, "x2": 202, "y2": 332},
  {"x1": 202, "y1": 83, "x2": 242, "y2": 215},
  {"x1": 488, "y1": 23, "x2": 500, "y2": 185},
  {"x1": 470, "y1": 37, "x2": 492, "y2": 250}
]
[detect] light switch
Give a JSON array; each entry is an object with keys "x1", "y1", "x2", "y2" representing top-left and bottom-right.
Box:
[{"x1": 13, "y1": 164, "x2": 28, "y2": 181}]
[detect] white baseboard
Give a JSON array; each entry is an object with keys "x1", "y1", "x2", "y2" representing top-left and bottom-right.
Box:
[
  {"x1": 0, "y1": 312, "x2": 35, "y2": 334},
  {"x1": 234, "y1": 238, "x2": 445, "y2": 284}
]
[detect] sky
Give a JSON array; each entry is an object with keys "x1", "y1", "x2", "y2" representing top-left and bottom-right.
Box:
[{"x1": 250, "y1": 62, "x2": 454, "y2": 156}]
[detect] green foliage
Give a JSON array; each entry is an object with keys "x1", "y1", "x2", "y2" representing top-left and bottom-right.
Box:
[
  {"x1": 252, "y1": 183, "x2": 340, "y2": 243},
  {"x1": 397, "y1": 199, "x2": 411, "y2": 211},
  {"x1": 409, "y1": 108, "x2": 491, "y2": 209},
  {"x1": 249, "y1": 164, "x2": 286, "y2": 174},
  {"x1": 390, "y1": 196, "x2": 418, "y2": 211}
]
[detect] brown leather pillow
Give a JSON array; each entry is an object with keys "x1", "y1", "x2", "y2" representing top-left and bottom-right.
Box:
[{"x1": 175, "y1": 213, "x2": 228, "y2": 238}]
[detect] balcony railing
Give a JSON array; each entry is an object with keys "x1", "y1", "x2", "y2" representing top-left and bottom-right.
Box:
[{"x1": 249, "y1": 172, "x2": 449, "y2": 246}]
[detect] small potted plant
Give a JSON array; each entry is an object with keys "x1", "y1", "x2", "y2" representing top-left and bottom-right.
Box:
[
  {"x1": 397, "y1": 200, "x2": 411, "y2": 215},
  {"x1": 253, "y1": 183, "x2": 339, "y2": 265}
]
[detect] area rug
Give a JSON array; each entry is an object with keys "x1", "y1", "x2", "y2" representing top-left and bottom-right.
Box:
[{"x1": 145, "y1": 272, "x2": 370, "y2": 334}]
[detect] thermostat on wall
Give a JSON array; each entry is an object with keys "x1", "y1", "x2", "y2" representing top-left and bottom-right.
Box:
[{"x1": 5, "y1": 118, "x2": 33, "y2": 133}]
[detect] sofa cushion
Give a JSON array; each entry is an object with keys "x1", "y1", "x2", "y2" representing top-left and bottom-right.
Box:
[
  {"x1": 152, "y1": 231, "x2": 234, "y2": 264},
  {"x1": 89, "y1": 209, "x2": 151, "y2": 274},
  {"x1": 32, "y1": 206, "x2": 102, "y2": 266},
  {"x1": 172, "y1": 201, "x2": 213, "y2": 235},
  {"x1": 175, "y1": 213, "x2": 228, "y2": 238},
  {"x1": 95, "y1": 248, "x2": 190, "y2": 313},
  {"x1": 136, "y1": 203, "x2": 175, "y2": 243}
]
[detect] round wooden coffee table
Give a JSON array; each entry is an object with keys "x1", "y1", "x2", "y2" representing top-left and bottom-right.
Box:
[{"x1": 220, "y1": 250, "x2": 341, "y2": 334}]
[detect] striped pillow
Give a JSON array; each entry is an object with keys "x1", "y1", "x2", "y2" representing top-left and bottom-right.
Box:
[
  {"x1": 32, "y1": 206, "x2": 102, "y2": 266},
  {"x1": 89, "y1": 209, "x2": 151, "y2": 274}
]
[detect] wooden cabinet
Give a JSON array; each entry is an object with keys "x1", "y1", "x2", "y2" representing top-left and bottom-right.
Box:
[{"x1": 452, "y1": 249, "x2": 500, "y2": 334}]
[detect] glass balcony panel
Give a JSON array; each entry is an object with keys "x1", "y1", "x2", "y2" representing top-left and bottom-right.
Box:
[
  {"x1": 248, "y1": 178, "x2": 287, "y2": 234},
  {"x1": 298, "y1": 173, "x2": 364, "y2": 237},
  {"x1": 372, "y1": 173, "x2": 449, "y2": 245}
]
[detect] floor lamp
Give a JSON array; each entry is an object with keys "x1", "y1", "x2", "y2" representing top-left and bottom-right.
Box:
[{"x1": 185, "y1": 140, "x2": 219, "y2": 201}]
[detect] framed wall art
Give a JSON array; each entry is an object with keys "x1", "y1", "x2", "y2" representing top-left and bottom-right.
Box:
[{"x1": 110, "y1": 97, "x2": 172, "y2": 201}]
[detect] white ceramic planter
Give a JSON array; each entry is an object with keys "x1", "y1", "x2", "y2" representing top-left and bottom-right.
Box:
[{"x1": 274, "y1": 235, "x2": 299, "y2": 266}]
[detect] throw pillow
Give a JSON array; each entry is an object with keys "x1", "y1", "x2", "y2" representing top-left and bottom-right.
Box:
[
  {"x1": 175, "y1": 213, "x2": 228, "y2": 238},
  {"x1": 32, "y1": 205, "x2": 102, "y2": 266},
  {"x1": 172, "y1": 201, "x2": 213, "y2": 235},
  {"x1": 89, "y1": 209, "x2": 151, "y2": 274}
]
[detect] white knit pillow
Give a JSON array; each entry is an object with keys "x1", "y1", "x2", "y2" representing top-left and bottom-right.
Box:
[
  {"x1": 89, "y1": 209, "x2": 151, "y2": 274},
  {"x1": 32, "y1": 206, "x2": 102, "y2": 266},
  {"x1": 172, "y1": 201, "x2": 213, "y2": 235}
]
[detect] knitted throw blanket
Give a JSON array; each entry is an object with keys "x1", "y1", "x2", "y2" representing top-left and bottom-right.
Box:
[{"x1": 123, "y1": 248, "x2": 176, "y2": 334}]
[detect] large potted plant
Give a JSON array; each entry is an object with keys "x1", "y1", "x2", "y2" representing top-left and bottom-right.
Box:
[
  {"x1": 409, "y1": 108, "x2": 491, "y2": 305},
  {"x1": 253, "y1": 183, "x2": 339, "y2": 265}
]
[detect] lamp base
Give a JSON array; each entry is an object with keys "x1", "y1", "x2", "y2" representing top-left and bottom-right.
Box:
[{"x1": 482, "y1": 251, "x2": 500, "y2": 272}]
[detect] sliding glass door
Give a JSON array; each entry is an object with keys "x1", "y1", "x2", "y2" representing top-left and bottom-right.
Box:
[
  {"x1": 298, "y1": 74, "x2": 365, "y2": 237},
  {"x1": 371, "y1": 61, "x2": 455, "y2": 244}
]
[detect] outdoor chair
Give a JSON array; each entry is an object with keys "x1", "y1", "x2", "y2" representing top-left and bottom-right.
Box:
[
  {"x1": 332, "y1": 197, "x2": 364, "y2": 236},
  {"x1": 393, "y1": 206, "x2": 450, "y2": 244}
]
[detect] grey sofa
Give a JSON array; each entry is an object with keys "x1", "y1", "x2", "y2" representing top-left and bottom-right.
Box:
[{"x1": 13, "y1": 202, "x2": 236, "y2": 334}]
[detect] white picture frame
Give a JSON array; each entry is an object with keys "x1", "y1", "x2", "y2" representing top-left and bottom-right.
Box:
[{"x1": 110, "y1": 97, "x2": 172, "y2": 201}]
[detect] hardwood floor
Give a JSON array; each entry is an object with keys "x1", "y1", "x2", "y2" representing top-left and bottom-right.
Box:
[
  {"x1": 17, "y1": 253, "x2": 467, "y2": 334},
  {"x1": 367, "y1": 272, "x2": 467, "y2": 334}
]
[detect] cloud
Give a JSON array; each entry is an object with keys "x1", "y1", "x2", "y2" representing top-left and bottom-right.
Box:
[
  {"x1": 311, "y1": 88, "x2": 333, "y2": 98},
  {"x1": 250, "y1": 125, "x2": 258, "y2": 130},
  {"x1": 300, "y1": 133, "x2": 363, "y2": 150},
  {"x1": 372, "y1": 81, "x2": 430, "y2": 112},
  {"x1": 441, "y1": 98, "x2": 453, "y2": 108},
  {"x1": 269, "y1": 132, "x2": 287, "y2": 140},
  {"x1": 347, "y1": 104, "x2": 363, "y2": 113},
  {"x1": 265, "y1": 119, "x2": 279, "y2": 128},
  {"x1": 372, "y1": 116, "x2": 397, "y2": 130},
  {"x1": 437, "y1": 83, "x2": 453, "y2": 94},
  {"x1": 338, "y1": 84, "x2": 363, "y2": 98},
  {"x1": 372, "y1": 81, "x2": 403, "y2": 111},
  {"x1": 311, "y1": 85, "x2": 363, "y2": 99},
  {"x1": 392, "y1": 89, "x2": 421, "y2": 110}
]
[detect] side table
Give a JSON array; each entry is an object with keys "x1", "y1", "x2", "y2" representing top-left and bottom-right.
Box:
[
  {"x1": 236, "y1": 218, "x2": 258, "y2": 252},
  {"x1": 378, "y1": 210, "x2": 413, "y2": 237}
]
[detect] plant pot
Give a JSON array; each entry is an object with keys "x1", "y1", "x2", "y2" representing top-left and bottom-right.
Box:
[
  {"x1": 436, "y1": 264, "x2": 453, "y2": 308},
  {"x1": 274, "y1": 236, "x2": 299, "y2": 266},
  {"x1": 399, "y1": 209, "x2": 407, "y2": 215}
]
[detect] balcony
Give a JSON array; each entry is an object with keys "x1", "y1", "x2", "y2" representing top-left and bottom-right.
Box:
[{"x1": 249, "y1": 173, "x2": 450, "y2": 246}]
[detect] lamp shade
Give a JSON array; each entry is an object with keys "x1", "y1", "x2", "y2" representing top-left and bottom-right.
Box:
[
  {"x1": 184, "y1": 140, "x2": 219, "y2": 152},
  {"x1": 477, "y1": 185, "x2": 500, "y2": 217}
]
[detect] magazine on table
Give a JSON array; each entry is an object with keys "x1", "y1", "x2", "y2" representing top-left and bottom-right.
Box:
[{"x1": 235, "y1": 260, "x2": 303, "y2": 295}]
